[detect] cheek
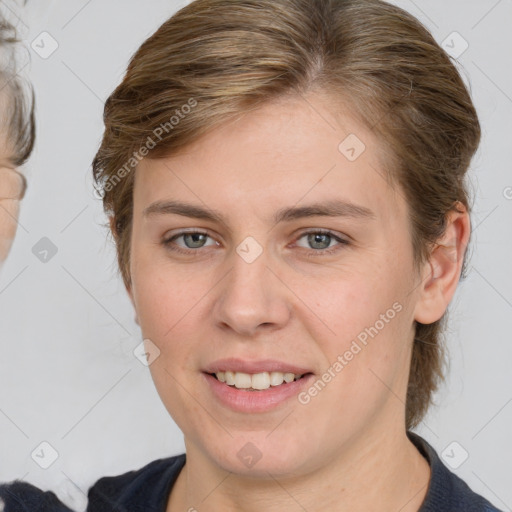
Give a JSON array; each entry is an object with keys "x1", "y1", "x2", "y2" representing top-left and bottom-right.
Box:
[
  {"x1": 133, "y1": 268, "x2": 204, "y2": 420},
  {"x1": 292, "y1": 264, "x2": 403, "y2": 340},
  {"x1": 291, "y1": 261, "x2": 413, "y2": 389},
  {"x1": 130, "y1": 260, "x2": 214, "y2": 364}
]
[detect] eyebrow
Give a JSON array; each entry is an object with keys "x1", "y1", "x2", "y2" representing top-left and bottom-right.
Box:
[{"x1": 143, "y1": 199, "x2": 376, "y2": 224}]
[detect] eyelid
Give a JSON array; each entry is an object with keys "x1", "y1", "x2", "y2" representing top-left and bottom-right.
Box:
[
  {"x1": 163, "y1": 227, "x2": 217, "y2": 242},
  {"x1": 293, "y1": 227, "x2": 349, "y2": 242},
  {"x1": 291, "y1": 229, "x2": 350, "y2": 253},
  {"x1": 162, "y1": 229, "x2": 219, "y2": 253}
]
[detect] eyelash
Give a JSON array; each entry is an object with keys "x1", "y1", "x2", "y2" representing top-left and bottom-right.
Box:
[{"x1": 162, "y1": 229, "x2": 350, "y2": 258}]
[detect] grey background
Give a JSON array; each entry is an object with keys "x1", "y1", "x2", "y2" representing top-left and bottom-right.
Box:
[{"x1": 0, "y1": 0, "x2": 510, "y2": 510}]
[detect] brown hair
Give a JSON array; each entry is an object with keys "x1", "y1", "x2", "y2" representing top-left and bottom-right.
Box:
[
  {"x1": 93, "y1": 0, "x2": 480, "y2": 430},
  {"x1": 0, "y1": 15, "x2": 35, "y2": 167}
]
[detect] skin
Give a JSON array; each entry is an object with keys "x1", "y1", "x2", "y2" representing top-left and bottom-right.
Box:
[
  {"x1": 0, "y1": 164, "x2": 25, "y2": 266},
  {"x1": 125, "y1": 92, "x2": 469, "y2": 512}
]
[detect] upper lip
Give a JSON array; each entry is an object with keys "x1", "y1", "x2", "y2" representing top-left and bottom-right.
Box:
[{"x1": 204, "y1": 358, "x2": 312, "y2": 375}]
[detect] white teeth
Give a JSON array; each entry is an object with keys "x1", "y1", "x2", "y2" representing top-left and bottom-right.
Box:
[
  {"x1": 269, "y1": 371, "x2": 285, "y2": 386},
  {"x1": 234, "y1": 372, "x2": 252, "y2": 389},
  {"x1": 251, "y1": 372, "x2": 270, "y2": 390},
  {"x1": 214, "y1": 371, "x2": 303, "y2": 390}
]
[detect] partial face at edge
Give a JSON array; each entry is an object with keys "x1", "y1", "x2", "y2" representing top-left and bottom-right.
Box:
[
  {"x1": 125, "y1": 92, "x2": 433, "y2": 476},
  {"x1": 0, "y1": 165, "x2": 25, "y2": 266}
]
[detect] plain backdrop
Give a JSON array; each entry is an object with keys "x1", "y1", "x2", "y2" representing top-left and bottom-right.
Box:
[{"x1": 0, "y1": 0, "x2": 510, "y2": 510}]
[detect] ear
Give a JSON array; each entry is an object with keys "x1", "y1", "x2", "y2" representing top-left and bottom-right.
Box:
[
  {"x1": 413, "y1": 202, "x2": 470, "y2": 324},
  {"x1": 109, "y1": 215, "x2": 140, "y2": 326}
]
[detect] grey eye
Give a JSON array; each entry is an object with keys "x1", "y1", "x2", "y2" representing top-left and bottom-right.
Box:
[
  {"x1": 306, "y1": 233, "x2": 333, "y2": 250},
  {"x1": 182, "y1": 233, "x2": 209, "y2": 248}
]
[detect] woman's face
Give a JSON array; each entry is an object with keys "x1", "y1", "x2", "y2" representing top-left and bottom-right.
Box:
[
  {"x1": 128, "y1": 93, "x2": 431, "y2": 476},
  {"x1": 0, "y1": 165, "x2": 25, "y2": 265}
]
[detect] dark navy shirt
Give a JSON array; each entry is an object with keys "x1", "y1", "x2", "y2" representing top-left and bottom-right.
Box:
[
  {"x1": 0, "y1": 481, "x2": 73, "y2": 511},
  {"x1": 0, "y1": 432, "x2": 504, "y2": 511},
  {"x1": 85, "y1": 431, "x2": 503, "y2": 511}
]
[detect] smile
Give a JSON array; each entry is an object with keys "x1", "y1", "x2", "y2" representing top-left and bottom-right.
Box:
[{"x1": 212, "y1": 371, "x2": 305, "y2": 391}]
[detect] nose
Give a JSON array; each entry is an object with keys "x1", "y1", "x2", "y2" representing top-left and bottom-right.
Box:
[{"x1": 212, "y1": 245, "x2": 292, "y2": 338}]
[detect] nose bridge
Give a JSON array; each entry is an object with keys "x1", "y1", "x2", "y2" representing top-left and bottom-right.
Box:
[{"x1": 213, "y1": 237, "x2": 290, "y2": 335}]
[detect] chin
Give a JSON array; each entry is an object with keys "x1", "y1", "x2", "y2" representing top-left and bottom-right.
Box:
[{"x1": 198, "y1": 433, "x2": 317, "y2": 480}]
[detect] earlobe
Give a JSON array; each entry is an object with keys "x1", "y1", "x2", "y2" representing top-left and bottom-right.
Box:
[{"x1": 414, "y1": 203, "x2": 470, "y2": 325}]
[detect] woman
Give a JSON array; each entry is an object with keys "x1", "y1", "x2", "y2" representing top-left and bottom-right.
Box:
[
  {"x1": 0, "y1": 16, "x2": 33, "y2": 268},
  {"x1": 86, "y1": 0, "x2": 502, "y2": 510},
  {"x1": 0, "y1": 12, "x2": 73, "y2": 512}
]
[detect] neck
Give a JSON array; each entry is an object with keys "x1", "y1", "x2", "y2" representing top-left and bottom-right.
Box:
[{"x1": 167, "y1": 426, "x2": 431, "y2": 512}]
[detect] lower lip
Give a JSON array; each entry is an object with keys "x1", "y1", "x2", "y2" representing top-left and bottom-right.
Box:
[{"x1": 203, "y1": 372, "x2": 314, "y2": 413}]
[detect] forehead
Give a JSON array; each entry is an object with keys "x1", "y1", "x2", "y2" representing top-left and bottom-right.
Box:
[{"x1": 134, "y1": 93, "x2": 405, "y2": 226}]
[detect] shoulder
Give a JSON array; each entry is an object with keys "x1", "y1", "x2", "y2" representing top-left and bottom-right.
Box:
[
  {"x1": 86, "y1": 453, "x2": 186, "y2": 512},
  {"x1": 407, "y1": 431, "x2": 503, "y2": 512},
  {"x1": 0, "y1": 481, "x2": 73, "y2": 511}
]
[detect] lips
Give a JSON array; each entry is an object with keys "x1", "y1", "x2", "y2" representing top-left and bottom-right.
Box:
[
  {"x1": 203, "y1": 370, "x2": 315, "y2": 413},
  {"x1": 202, "y1": 358, "x2": 314, "y2": 402},
  {"x1": 203, "y1": 357, "x2": 312, "y2": 376}
]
